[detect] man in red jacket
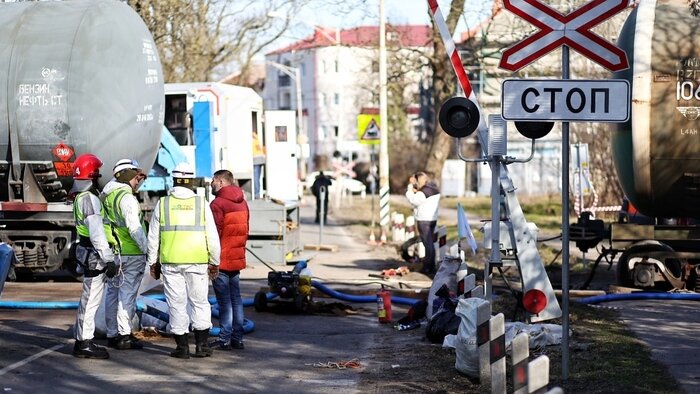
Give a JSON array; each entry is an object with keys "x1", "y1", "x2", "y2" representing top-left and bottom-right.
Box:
[{"x1": 209, "y1": 169, "x2": 249, "y2": 350}]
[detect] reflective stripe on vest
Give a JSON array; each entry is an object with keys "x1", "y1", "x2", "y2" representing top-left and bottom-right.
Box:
[
  {"x1": 73, "y1": 191, "x2": 116, "y2": 246},
  {"x1": 104, "y1": 187, "x2": 145, "y2": 255},
  {"x1": 158, "y1": 195, "x2": 208, "y2": 264}
]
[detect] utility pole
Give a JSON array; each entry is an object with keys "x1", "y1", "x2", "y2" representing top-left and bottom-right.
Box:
[{"x1": 378, "y1": 0, "x2": 390, "y2": 242}]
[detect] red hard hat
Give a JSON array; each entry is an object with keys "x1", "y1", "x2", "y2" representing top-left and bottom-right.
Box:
[{"x1": 73, "y1": 153, "x2": 103, "y2": 180}]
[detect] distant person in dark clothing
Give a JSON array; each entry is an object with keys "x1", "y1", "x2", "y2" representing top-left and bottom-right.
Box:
[
  {"x1": 311, "y1": 171, "x2": 333, "y2": 224},
  {"x1": 405, "y1": 171, "x2": 441, "y2": 275}
]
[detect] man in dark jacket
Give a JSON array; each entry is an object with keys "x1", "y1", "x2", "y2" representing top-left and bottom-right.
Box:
[
  {"x1": 311, "y1": 171, "x2": 333, "y2": 224},
  {"x1": 209, "y1": 169, "x2": 249, "y2": 350}
]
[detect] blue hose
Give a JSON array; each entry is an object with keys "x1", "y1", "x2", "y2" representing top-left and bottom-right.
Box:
[
  {"x1": 0, "y1": 301, "x2": 79, "y2": 309},
  {"x1": 577, "y1": 292, "x2": 700, "y2": 305},
  {"x1": 143, "y1": 292, "x2": 278, "y2": 306},
  {"x1": 137, "y1": 301, "x2": 255, "y2": 335},
  {"x1": 311, "y1": 280, "x2": 420, "y2": 306}
]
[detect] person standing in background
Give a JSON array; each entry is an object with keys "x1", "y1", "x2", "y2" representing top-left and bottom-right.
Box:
[
  {"x1": 311, "y1": 171, "x2": 333, "y2": 224},
  {"x1": 252, "y1": 130, "x2": 265, "y2": 199},
  {"x1": 405, "y1": 171, "x2": 441, "y2": 275},
  {"x1": 209, "y1": 169, "x2": 249, "y2": 350}
]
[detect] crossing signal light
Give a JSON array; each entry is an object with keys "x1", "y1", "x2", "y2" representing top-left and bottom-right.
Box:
[
  {"x1": 438, "y1": 96, "x2": 480, "y2": 138},
  {"x1": 514, "y1": 121, "x2": 554, "y2": 140}
]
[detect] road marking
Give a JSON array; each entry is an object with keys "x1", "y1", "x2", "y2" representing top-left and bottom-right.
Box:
[{"x1": 0, "y1": 344, "x2": 64, "y2": 377}]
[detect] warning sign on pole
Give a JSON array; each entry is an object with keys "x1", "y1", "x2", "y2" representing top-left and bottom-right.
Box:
[{"x1": 357, "y1": 114, "x2": 381, "y2": 145}]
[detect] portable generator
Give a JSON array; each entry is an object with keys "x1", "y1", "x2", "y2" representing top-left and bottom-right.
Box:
[{"x1": 254, "y1": 269, "x2": 312, "y2": 313}]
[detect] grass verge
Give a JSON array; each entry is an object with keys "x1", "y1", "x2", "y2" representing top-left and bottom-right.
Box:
[{"x1": 331, "y1": 192, "x2": 682, "y2": 393}]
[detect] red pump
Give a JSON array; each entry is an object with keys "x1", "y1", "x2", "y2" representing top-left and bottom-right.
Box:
[{"x1": 377, "y1": 286, "x2": 392, "y2": 323}]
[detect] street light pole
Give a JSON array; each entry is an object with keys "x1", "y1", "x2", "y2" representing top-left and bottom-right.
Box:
[{"x1": 378, "y1": 0, "x2": 390, "y2": 242}]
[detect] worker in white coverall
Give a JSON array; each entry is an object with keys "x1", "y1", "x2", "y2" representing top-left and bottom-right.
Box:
[
  {"x1": 71, "y1": 153, "x2": 117, "y2": 359},
  {"x1": 147, "y1": 162, "x2": 221, "y2": 359},
  {"x1": 102, "y1": 159, "x2": 148, "y2": 350}
]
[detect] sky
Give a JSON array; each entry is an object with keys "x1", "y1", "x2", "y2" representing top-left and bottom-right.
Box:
[{"x1": 273, "y1": 0, "x2": 493, "y2": 49}]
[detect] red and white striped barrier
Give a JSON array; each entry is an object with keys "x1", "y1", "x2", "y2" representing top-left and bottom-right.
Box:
[
  {"x1": 427, "y1": 0, "x2": 487, "y2": 133},
  {"x1": 433, "y1": 225, "x2": 447, "y2": 266},
  {"x1": 391, "y1": 212, "x2": 406, "y2": 242},
  {"x1": 405, "y1": 215, "x2": 416, "y2": 239}
]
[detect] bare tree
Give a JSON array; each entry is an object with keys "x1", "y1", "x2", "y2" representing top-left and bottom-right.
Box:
[{"x1": 127, "y1": 0, "x2": 309, "y2": 83}]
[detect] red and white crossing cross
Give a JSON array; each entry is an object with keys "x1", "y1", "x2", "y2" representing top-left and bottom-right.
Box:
[{"x1": 499, "y1": 0, "x2": 630, "y2": 72}]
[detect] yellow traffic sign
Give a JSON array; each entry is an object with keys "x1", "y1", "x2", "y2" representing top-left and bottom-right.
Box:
[{"x1": 357, "y1": 114, "x2": 381, "y2": 145}]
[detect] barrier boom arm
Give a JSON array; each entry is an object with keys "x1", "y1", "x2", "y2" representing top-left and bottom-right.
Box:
[{"x1": 427, "y1": 0, "x2": 562, "y2": 322}]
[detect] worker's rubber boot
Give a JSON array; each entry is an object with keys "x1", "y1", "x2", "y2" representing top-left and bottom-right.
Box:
[
  {"x1": 73, "y1": 339, "x2": 109, "y2": 359},
  {"x1": 170, "y1": 334, "x2": 190, "y2": 359},
  {"x1": 193, "y1": 329, "x2": 213, "y2": 358}
]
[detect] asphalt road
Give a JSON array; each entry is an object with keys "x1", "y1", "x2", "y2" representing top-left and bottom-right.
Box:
[
  {"x1": 0, "y1": 198, "x2": 410, "y2": 394},
  {"x1": 602, "y1": 298, "x2": 700, "y2": 394},
  {"x1": 2, "y1": 196, "x2": 700, "y2": 393}
]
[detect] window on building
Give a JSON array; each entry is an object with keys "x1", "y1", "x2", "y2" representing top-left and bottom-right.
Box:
[
  {"x1": 334, "y1": 60, "x2": 339, "y2": 73},
  {"x1": 371, "y1": 60, "x2": 379, "y2": 73},
  {"x1": 301, "y1": 63, "x2": 306, "y2": 76},
  {"x1": 281, "y1": 92, "x2": 291, "y2": 110},
  {"x1": 334, "y1": 126, "x2": 339, "y2": 138},
  {"x1": 322, "y1": 60, "x2": 327, "y2": 73},
  {"x1": 319, "y1": 126, "x2": 326, "y2": 141},
  {"x1": 334, "y1": 93, "x2": 340, "y2": 105},
  {"x1": 321, "y1": 93, "x2": 327, "y2": 105},
  {"x1": 278, "y1": 73, "x2": 290, "y2": 87}
]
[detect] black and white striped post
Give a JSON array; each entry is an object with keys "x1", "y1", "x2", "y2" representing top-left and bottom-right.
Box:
[
  {"x1": 379, "y1": 184, "x2": 390, "y2": 242},
  {"x1": 477, "y1": 302, "x2": 492, "y2": 385},
  {"x1": 512, "y1": 332, "x2": 556, "y2": 394},
  {"x1": 489, "y1": 313, "x2": 506, "y2": 394}
]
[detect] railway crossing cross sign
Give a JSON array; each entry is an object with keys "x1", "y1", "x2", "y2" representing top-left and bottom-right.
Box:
[{"x1": 499, "y1": 0, "x2": 629, "y2": 72}]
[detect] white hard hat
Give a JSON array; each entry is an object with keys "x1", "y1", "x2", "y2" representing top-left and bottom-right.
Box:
[
  {"x1": 172, "y1": 162, "x2": 195, "y2": 179},
  {"x1": 113, "y1": 158, "x2": 141, "y2": 176}
]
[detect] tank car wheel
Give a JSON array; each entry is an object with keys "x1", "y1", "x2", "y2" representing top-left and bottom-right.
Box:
[
  {"x1": 254, "y1": 291, "x2": 268, "y2": 312},
  {"x1": 617, "y1": 242, "x2": 683, "y2": 290}
]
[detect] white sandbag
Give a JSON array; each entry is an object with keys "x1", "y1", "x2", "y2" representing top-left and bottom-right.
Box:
[
  {"x1": 454, "y1": 297, "x2": 488, "y2": 378},
  {"x1": 426, "y1": 256, "x2": 462, "y2": 318},
  {"x1": 443, "y1": 334, "x2": 457, "y2": 349},
  {"x1": 505, "y1": 322, "x2": 564, "y2": 350}
]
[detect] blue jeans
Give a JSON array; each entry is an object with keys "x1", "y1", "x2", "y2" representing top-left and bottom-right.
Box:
[{"x1": 213, "y1": 270, "x2": 244, "y2": 343}]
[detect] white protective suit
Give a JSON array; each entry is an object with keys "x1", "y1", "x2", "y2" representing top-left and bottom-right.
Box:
[
  {"x1": 74, "y1": 191, "x2": 115, "y2": 341},
  {"x1": 101, "y1": 180, "x2": 148, "y2": 339},
  {"x1": 146, "y1": 186, "x2": 220, "y2": 335}
]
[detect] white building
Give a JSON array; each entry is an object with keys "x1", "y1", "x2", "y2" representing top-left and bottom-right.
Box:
[{"x1": 264, "y1": 25, "x2": 432, "y2": 171}]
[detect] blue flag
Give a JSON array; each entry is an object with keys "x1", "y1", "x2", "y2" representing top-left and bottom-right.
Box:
[{"x1": 457, "y1": 203, "x2": 478, "y2": 254}]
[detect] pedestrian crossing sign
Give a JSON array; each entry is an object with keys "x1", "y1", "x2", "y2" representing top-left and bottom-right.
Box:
[{"x1": 357, "y1": 114, "x2": 381, "y2": 145}]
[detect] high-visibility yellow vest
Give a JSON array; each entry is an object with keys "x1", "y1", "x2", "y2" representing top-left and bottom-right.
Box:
[
  {"x1": 103, "y1": 186, "x2": 146, "y2": 255},
  {"x1": 158, "y1": 195, "x2": 208, "y2": 264},
  {"x1": 73, "y1": 191, "x2": 117, "y2": 247}
]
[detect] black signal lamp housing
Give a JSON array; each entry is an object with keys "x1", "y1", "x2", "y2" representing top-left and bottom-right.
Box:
[{"x1": 438, "y1": 96, "x2": 480, "y2": 138}]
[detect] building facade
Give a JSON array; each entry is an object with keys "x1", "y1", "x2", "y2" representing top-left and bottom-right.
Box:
[{"x1": 264, "y1": 25, "x2": 432, "y2": 171}]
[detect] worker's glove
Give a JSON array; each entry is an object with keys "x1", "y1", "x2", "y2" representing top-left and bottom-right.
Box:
[
  {"x1": 207, "y1": 264, "x2": 219, "y2": 280},
  {"x1": 104, "y1": 262, "x2": 117, "y2": 278},
  {"x1": 150, "y1": 262, "x2": 161, "y2": 280}
]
